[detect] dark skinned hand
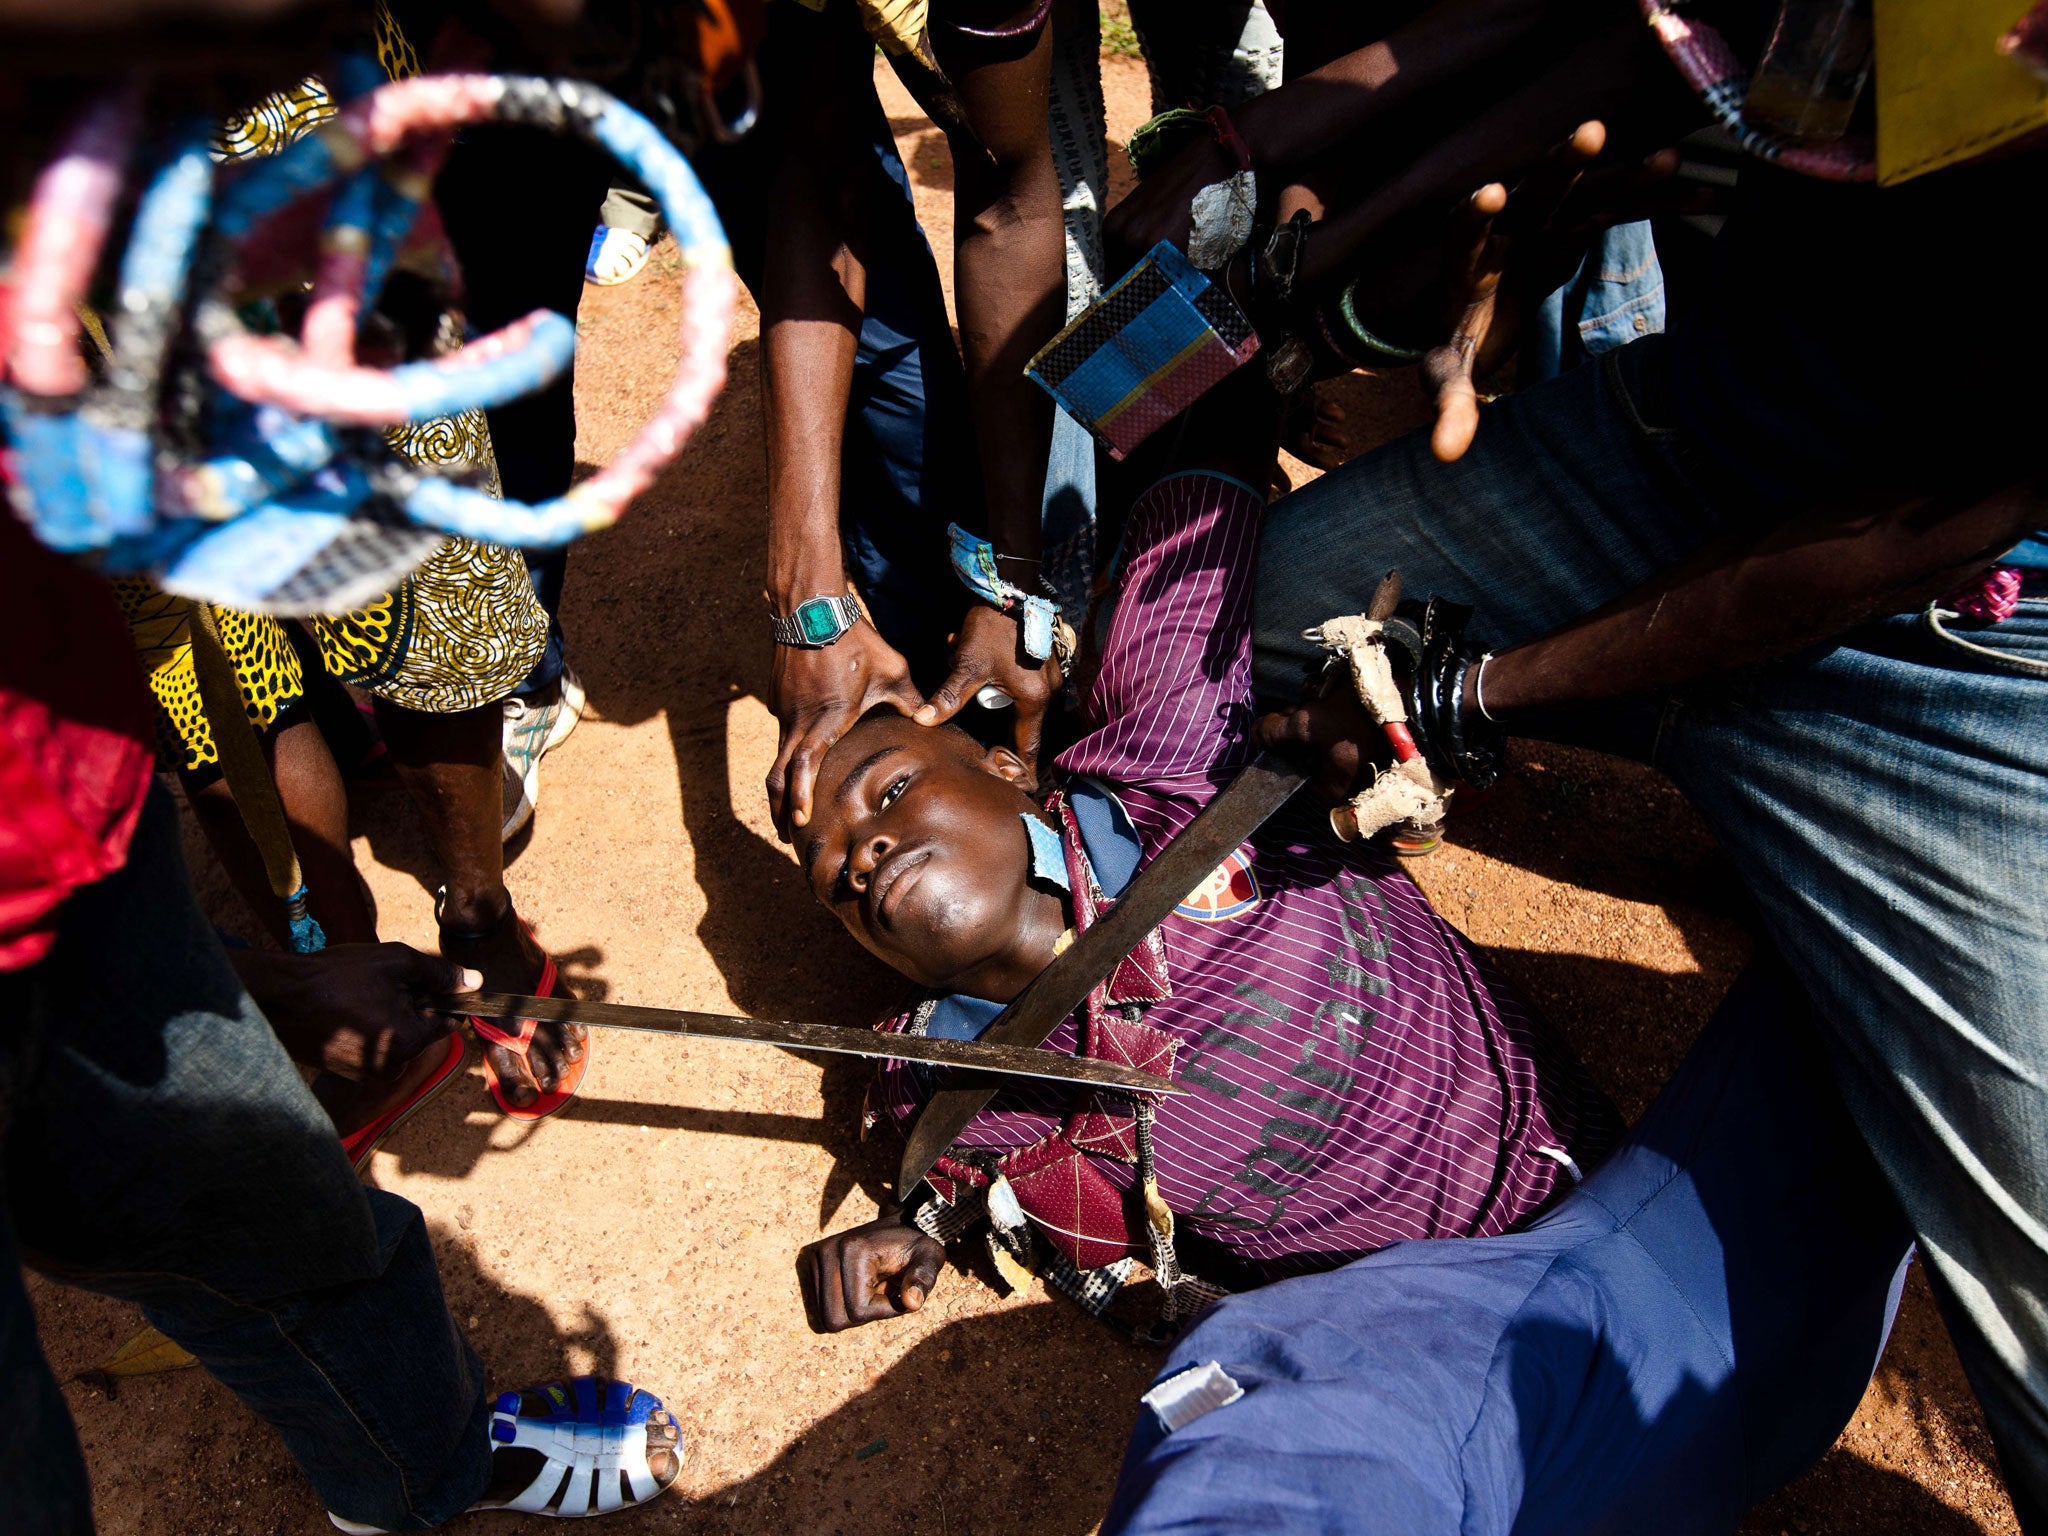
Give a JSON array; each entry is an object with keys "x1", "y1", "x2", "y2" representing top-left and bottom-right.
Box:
[
  {"x1": 914, "y1": 603, "x2": 1059, "y2": 784},
  {"x1": 1104, "y1": 130, "x2": 1244, "y2": 272},
  {"x1": 800, "y1": 1208, "x2": 946, "y2": 1333},
  {"x1": 768, "y1": 618, "x2": 923, "y2": 839},
  {"x1": 1421, "y1": 124, "x2": 1721, "y2": 464},
  {"x1": 232, "y1": 942, "x2": 477, "y2": 1082},
  {"x1": 1423, "y1": 120, "x2": 1611, "y2": 463},
  {"x1": 1255, "y1": 675, "x2": 1396, "y2": 810}
]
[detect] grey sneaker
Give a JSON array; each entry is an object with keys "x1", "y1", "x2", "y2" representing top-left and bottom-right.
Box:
[{"x1": 500, "y1": 665, "x2": 586, "y2": 842}]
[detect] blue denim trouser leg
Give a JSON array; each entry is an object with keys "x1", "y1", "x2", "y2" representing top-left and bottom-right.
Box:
[
  {"x1": 1251, "y1": 337, "x2": 2048, "y2": 1524},
  {"x1": 517, "y1": 547, "x2": 568, "y2": 697},
  {"x1": 0, "y1": 787, "x2": 491, "y2": 1533},
  {"x1": 0, "y1": 1212, "x2": 91, "y2": 1535}
]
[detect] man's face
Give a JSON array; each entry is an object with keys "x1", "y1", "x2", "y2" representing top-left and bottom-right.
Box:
[{"x1": 798, "y1": 714, "x2": 1040, "y2": 991}]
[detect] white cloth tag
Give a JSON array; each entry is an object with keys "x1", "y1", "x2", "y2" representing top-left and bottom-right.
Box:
[{"x1": 1142, "y1": 1360, "x2": 1244, "y2": 1433}]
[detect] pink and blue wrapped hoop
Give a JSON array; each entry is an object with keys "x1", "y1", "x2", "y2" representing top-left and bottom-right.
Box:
[
  {"x1": 194, "y1": 73, "x2": 737, "y2": 546},
  {"x1": 1, "y1": 70, "x2": 736, "y2": 602}
]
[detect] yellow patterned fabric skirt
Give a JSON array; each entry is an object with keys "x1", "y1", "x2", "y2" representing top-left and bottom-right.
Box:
[
  {"x1": 115, "y1": 538, "x2": 547, "y2": 772},
  {"x1": 119, "y1": 6, "x2": 548, "y2": 771}
]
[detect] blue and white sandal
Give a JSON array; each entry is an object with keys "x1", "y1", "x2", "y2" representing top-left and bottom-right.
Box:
[
  {"x1": 584, "y1": 225, "x2": 651, "y2": 286},
  {"x1": 481, "y1": 1378, "x2": 680, "y2": 1516},
  {"x1": 328, "y1": 1376, "x2": 682, "y2": 1530}
]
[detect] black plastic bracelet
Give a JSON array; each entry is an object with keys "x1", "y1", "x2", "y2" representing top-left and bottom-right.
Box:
[{"x1": 1389, "y1": 596, "x2": 1506, "y2": 790}]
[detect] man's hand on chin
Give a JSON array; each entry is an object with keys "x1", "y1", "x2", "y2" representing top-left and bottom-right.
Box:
[{"x1": 800, "y1": 1209, "x2": 946, "y2": 1333}]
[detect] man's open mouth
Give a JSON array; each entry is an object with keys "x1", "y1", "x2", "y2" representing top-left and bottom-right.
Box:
[{"x1": 868, "y1": 846, "x2": 932, "y2": 931}]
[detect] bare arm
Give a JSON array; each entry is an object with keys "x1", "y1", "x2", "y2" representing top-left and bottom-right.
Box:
[
  {"x1": 1106, "y1": 0, "x2": 1571, "y2": 263},
  {"x1": 1298, "y1": 20, "x2": 1687, "y2": 285},
  {"x1": 760, "y1": 4, "x2": 873, "y2": 615},
  {"x1": 914, "y1": 17, "x2": 1070, "y2": 774},
  {"x1": 1245, "y1": 0, "x2": 1559, "y2": 171},
  {"x1": 938, "y1": 19, "x2": 1065, "y2": 569},
  {"x1": 759, "y1": 5, "x2": 924, "y2": 836},
  {"x1": 1477, "y1": 479, "x2": 2045, "y2": 720},
  {"x1": 1258, "y1": 479, "x2": 2041, "y2": 806}
]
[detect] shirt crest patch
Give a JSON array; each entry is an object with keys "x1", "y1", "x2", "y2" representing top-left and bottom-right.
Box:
[{"x1": 1176, "y1": 848, "x2": 1260, "y2": 922}]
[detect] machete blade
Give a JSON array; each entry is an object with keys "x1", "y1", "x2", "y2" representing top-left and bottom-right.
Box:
[
  {"x1": 440, "y1": 993, "x2": 1184, "y2": 1095},
  {"x1": 893, "y1": 752, "x2": 1306, "y2": 1196}
]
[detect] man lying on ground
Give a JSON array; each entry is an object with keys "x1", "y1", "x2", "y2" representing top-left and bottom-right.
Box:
[{"x1": 794, "y1": 372, "x2": 1619, "y2": 1329}]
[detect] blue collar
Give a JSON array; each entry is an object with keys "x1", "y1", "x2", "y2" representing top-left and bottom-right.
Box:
[
  {"x1": 921, "y1": 778, "x2": 1143, "y2": 1041},
  {"x1": 1065, "y1": 777, "x2": 1142, "y2": 899}
]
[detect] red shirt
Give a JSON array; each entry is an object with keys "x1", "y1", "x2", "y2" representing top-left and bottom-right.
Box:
[{"x1": 0, "y1": 511, "x2": 155, "y2": 970}]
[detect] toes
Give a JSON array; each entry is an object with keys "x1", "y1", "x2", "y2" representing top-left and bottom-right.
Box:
[
  {"x1": 484, "y1": 1019, "x2": 584, "y2": 1112},
  {"x1": 531, "y1": 1022, "x2": 587, "y2": 1091},
  {"x1": 527, "y1": 1045, "x2": 561, "y2": 1094},
  {"x1": 645, "y1": 1411, "x2": 681, "y2": 1483},
  {"x1": 526, "y1": 1029, "x2": 563, "y2": 1092},
  {"x1": 494, "y1": 1384, "x2": 681, "y2": 1498},
  {"x1": 486, "y1": 1043, "x2": 540, "y2": 1108}
]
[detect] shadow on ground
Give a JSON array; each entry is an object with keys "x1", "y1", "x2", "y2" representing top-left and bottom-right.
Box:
[
  {"x1": 559, "y1": 335, "x2": 903, "y2": 1033},
  {"x1": 677, "y1": 1303, "x2": 1155, "y2": 1536}
]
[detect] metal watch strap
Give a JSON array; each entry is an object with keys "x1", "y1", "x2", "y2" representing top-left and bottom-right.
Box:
[{"x1": 770, "y1": 593, "x2": 863, "y2": 647}]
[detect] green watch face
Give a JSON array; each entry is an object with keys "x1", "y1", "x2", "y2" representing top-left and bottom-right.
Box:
[{"x1": 796, "y1": 597, "x2": 847, "y2": 645}]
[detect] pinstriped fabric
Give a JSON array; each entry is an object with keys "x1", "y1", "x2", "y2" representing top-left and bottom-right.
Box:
[{"x1": 878, "y1": 473, "x2": 1617, "y2": 1278}]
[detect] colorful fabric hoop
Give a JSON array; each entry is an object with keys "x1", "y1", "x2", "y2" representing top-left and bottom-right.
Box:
[{"x1": 1, "y1": 72, "x2": 737, "y2": 612}]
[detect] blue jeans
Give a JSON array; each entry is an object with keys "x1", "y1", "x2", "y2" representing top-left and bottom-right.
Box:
[
  {"x1": 1105, "y1": 961, "x2": 1914, "y2": 1534},
  {"x1": 1252, "y1": 336, "x2": 2048, "y2": 1525},
  {"x1": 0, "y1": 787, "x2": 491, "y2": 1533}
]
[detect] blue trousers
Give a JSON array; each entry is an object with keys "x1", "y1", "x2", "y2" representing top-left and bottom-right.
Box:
[
  {"x1": 1105, "y1": 961, "x2": 1915, "y2": 1534},
  {"x1": 0, "y1": 787, "x2": 491, "y2": 1534},
  {"x1": 1251, "y1": 335, "x2": 2048, "y2": 1523}
]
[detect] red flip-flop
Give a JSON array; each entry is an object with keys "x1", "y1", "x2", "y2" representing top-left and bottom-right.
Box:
[
  {"x1": 340, "y1": 1032, "x2": 470, "y2": 1174},
  {"x1": 467, "y1": 944, "x2": 590, "y2": 1121}
]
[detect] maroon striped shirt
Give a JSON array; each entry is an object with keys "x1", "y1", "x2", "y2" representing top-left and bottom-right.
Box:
[{"x1": 877, "y1": 472, "x2": 1614, "y2": 1277}]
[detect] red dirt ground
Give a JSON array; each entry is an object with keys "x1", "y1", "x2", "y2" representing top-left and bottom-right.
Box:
[{"x1": 26, "y1": 46, "x2": 2019, "y2": 1536}]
